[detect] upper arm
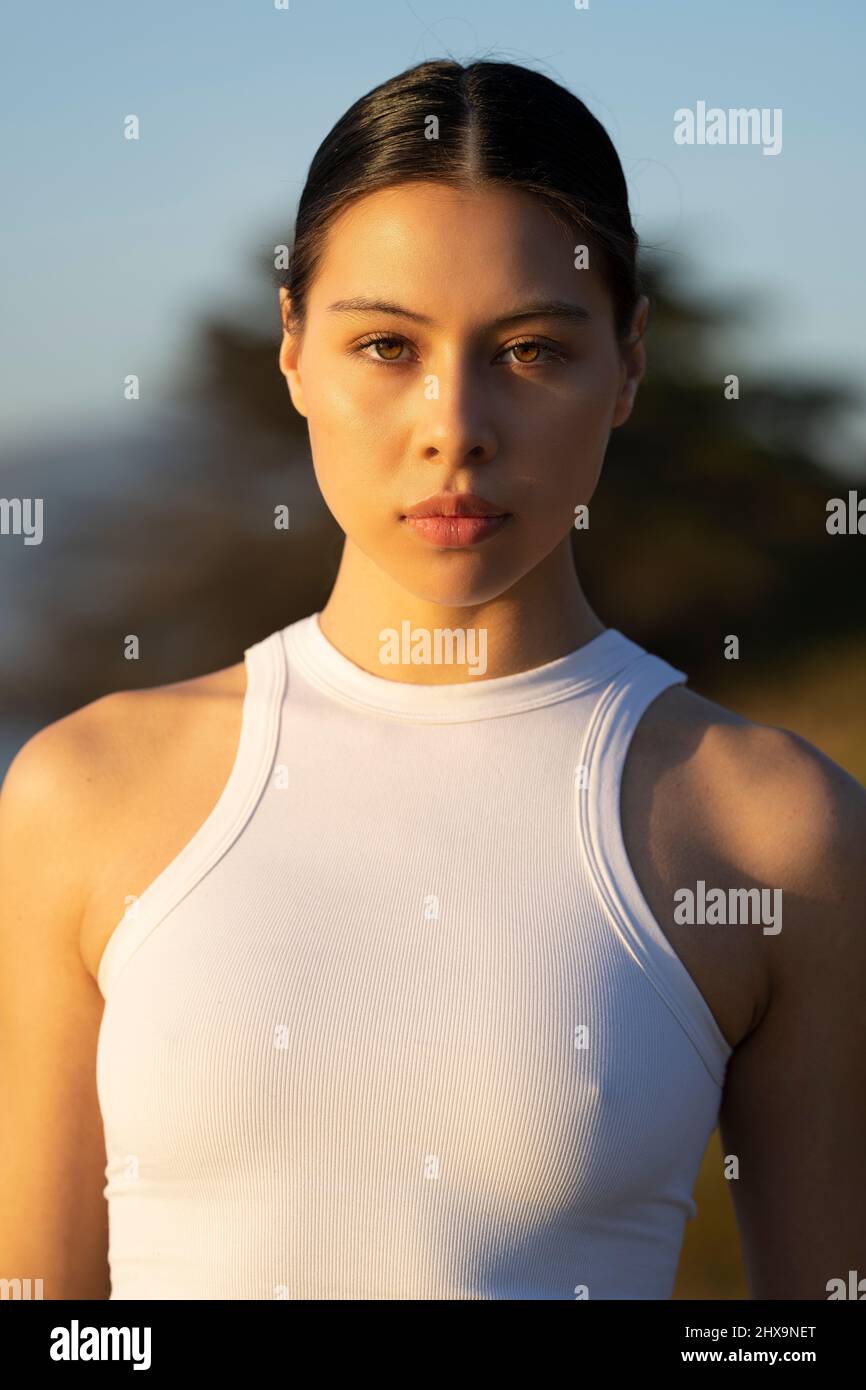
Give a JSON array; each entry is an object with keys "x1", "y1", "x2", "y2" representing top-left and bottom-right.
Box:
[
  {"x1": 718, "y1": 730, "x2": 866, "y2": 1300},
  {"x1": 0, "y1": 714, "x2": 112, "y2": 1299}
]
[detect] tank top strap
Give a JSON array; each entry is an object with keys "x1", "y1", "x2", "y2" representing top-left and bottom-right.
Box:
[
  {"x1": 575, "y1": 651, "x2": 733, "y2": 1088},
  {"x1": 97, "y1": 628, "x2": 286, "y2": 998}
]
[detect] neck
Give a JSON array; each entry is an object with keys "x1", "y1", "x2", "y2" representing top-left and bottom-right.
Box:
[{"x1": 317, "y1": 535, "x2": 606, "y2": 683}]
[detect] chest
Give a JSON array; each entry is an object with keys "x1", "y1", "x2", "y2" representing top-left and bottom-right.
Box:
[
  {"x1": 97, "y1": 836, "x2": 720, "y2": 1208},
  {"x1": 85, "y1": 701, "x2": 761, "y2": 1055}
]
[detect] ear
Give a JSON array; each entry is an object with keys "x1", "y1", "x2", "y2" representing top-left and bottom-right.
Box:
[
  {"x1": 610, "y1": 294, "x2": 649, "y2": 430},
  {"x1": 278, "y1": 287, "x2": 308, "y2": 418}
]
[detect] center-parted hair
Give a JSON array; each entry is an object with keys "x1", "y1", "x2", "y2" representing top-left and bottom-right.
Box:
[{"x1": 279, "y1": 59, "x2": 641, "y2": 340}]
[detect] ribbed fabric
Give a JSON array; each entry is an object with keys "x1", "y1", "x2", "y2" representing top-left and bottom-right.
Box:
[{"x1": 95, "y1": 613, "x2": 732, "y2": 1300}]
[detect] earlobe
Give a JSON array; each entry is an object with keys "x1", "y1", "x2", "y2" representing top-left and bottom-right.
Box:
[
  {"x1": 281, "y1": 357, "x2": 308, "y2": 419},
  {"x1": 610, "y1": 383, "x2": 636, "y2": 430},
  {"x1": 609, "y1": 357, "x2": 641, "y2": 430},
  {"x1": 277, "y1": 288, "x2": 308, "y2": 418},
  {"x1": 610, "y1": 296, "x2": 648, "y2": 429},
  {"x1": 609, "y1": 359, "x2": 638, "y2": 429}
]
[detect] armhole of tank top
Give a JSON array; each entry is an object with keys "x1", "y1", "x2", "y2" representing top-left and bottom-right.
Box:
[
  {"x1": 576, "y1": 654, "x2": 733, "y2": 1090},
  {"x1": 96, "y1": 630, "x2": 286, "y2": 999}
]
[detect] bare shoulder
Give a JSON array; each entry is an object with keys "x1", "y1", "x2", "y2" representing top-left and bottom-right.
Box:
[
  {"x1": 627, "y1": 681, "x2": 866, "y2": 945},
  {"x1": 630, "y1": 685, "x2": 866, "y2": 1297},
  {"x1": 1, "y1": 657, "x2": 248, "y2": 981},
  {"x1": 3, "y1": 659, "x2": 247, "y2": 824},
  {"x1": 0, "y1": 662, "x2": 244, "y2": 1299},
  {"x1": 621, "y1": 680, "x2": 866, "y2": 1056}
]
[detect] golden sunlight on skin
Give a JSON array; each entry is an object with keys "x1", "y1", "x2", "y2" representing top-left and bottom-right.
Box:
[{"x1": 278, "y1": 181, "x2": 648, "y2": 681}]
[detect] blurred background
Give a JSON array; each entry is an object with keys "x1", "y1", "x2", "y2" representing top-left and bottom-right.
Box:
[{"x1": 2, "y1": 0, "x2": 864, "y2": 1299}]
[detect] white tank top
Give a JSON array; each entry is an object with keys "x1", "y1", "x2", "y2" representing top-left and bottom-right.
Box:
[{"x1": 95, "y1": 613, "x2": 732, "y2": 1300}]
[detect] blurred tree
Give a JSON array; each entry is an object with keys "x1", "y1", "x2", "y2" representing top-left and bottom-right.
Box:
[{"x1": 578, "y1": 261, "x2": 865, "y2": 688}]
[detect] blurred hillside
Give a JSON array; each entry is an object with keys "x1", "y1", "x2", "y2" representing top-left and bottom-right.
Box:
[{"x1": 579, "y1": 264, "x2": 865, "y2": 693}]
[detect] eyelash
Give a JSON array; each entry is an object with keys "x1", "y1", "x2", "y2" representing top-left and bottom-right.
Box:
[{"x1": 351, "y1": 333, "x2": 565, "y2": 368}]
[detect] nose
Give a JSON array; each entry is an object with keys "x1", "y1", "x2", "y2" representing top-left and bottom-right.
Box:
[{"x1": 415, "y1": 355, "x2": 499, "y2": 469}]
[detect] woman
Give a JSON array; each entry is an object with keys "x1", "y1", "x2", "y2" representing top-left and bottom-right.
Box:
[{"x1": 1, "y1": 58, "x2": 864, "y2": 1302}]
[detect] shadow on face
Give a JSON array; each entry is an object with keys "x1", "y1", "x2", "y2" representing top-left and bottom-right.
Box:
[{"x1": 279, "y1": 181, "x2": 646, "y2": 607}]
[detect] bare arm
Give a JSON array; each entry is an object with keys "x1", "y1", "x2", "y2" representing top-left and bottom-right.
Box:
[
  {"x1": 718, "y1": 729, "x2": 866, "y2": 1299},
  {"x1": 0, "y1": 716, "x2": 111, "y2": 1299}
]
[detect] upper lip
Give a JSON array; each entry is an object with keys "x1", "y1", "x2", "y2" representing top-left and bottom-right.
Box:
[{"x1": 402, "y1": 492, "x2": 510, "y2": 519}]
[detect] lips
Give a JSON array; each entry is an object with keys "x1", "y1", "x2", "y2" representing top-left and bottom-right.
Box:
[
  {"x1": 405, "y1": 514, "x2": 510, "y2": 547},
  {"x1": 400, "y1": 493, "x2": 512, "y2": 547},
  {"x1": 401, "y1": 492, "x2": 509, "y2": 519}
]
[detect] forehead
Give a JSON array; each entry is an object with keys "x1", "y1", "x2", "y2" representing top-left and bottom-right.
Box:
[{"x1": 306, "y1": 181, "x2": 610, "y2": 321}]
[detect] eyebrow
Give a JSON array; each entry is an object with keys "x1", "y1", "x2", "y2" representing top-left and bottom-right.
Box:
[{"x1": 326, "y1": 297, "x2": 592, "y2": 327}]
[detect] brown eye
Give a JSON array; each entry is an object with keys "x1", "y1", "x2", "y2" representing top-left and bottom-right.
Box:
[
  {"x1": 354, "y1": 334, "x2": 562, "y2": 368},
  {"x1": 510, "y1": 341, "x2": 542, "y2": 364},
  {"x1": 501, "y1": 338, "x2": 562, "y2": 366},
  {"x1": 373, "y1": 338, "x2": 404, "y2": 361},
  {"x1": 354, "y1": 335, "x2": 409, "y2": 364}
]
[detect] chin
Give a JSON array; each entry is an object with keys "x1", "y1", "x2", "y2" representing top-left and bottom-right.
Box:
[{"x1": 394, "y1": 569, "x2": 517, "y2": 609}]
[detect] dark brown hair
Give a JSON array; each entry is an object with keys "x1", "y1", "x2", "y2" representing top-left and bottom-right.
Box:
[{"x1": 278, "y1": 58, "x2": 641, "y2": 340}]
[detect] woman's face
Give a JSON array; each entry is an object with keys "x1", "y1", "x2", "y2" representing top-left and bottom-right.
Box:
[{"x1": 279, "y1": 180, "x2": 646, "y2": 607}]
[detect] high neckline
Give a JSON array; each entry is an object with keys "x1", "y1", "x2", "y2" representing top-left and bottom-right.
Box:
[{"x1": 280, "y1": 612, "x2": 645, "y2": 723}]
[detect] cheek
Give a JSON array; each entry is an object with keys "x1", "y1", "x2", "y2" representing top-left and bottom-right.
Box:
[
  {"x1": 514, "y1": 384, "x2": 613, "y2": 528},
  {"x1": 561, "y1": 355, "x2": 619, "y2": 422},
  {"x1": 308, "y1": 373, "x2": 363, "y2": 430},
  {"x1": 307, "y1": 411, "x2": 389, "y2": 535},
  {"x1": 513, "y1": 353, "x2": 618, "y2": 443},
  {"x1": 305, "y1": 373, "x2": 369, "y2": 480},
  {"x1": 309, "y1": 364, "x2": 397, "y2": 466},
  {"x1": 528, "y1": 458, "x2": 601, "y2": 534}
]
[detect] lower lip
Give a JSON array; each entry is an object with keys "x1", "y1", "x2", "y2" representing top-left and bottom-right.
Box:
[{"x1": 403, "y1": 514, "x2": 511, "y2": 547}]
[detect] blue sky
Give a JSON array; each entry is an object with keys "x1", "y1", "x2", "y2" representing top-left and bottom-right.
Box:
[{"x1": 3, "y1": 0, "x2": 864, "y2": 464}]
